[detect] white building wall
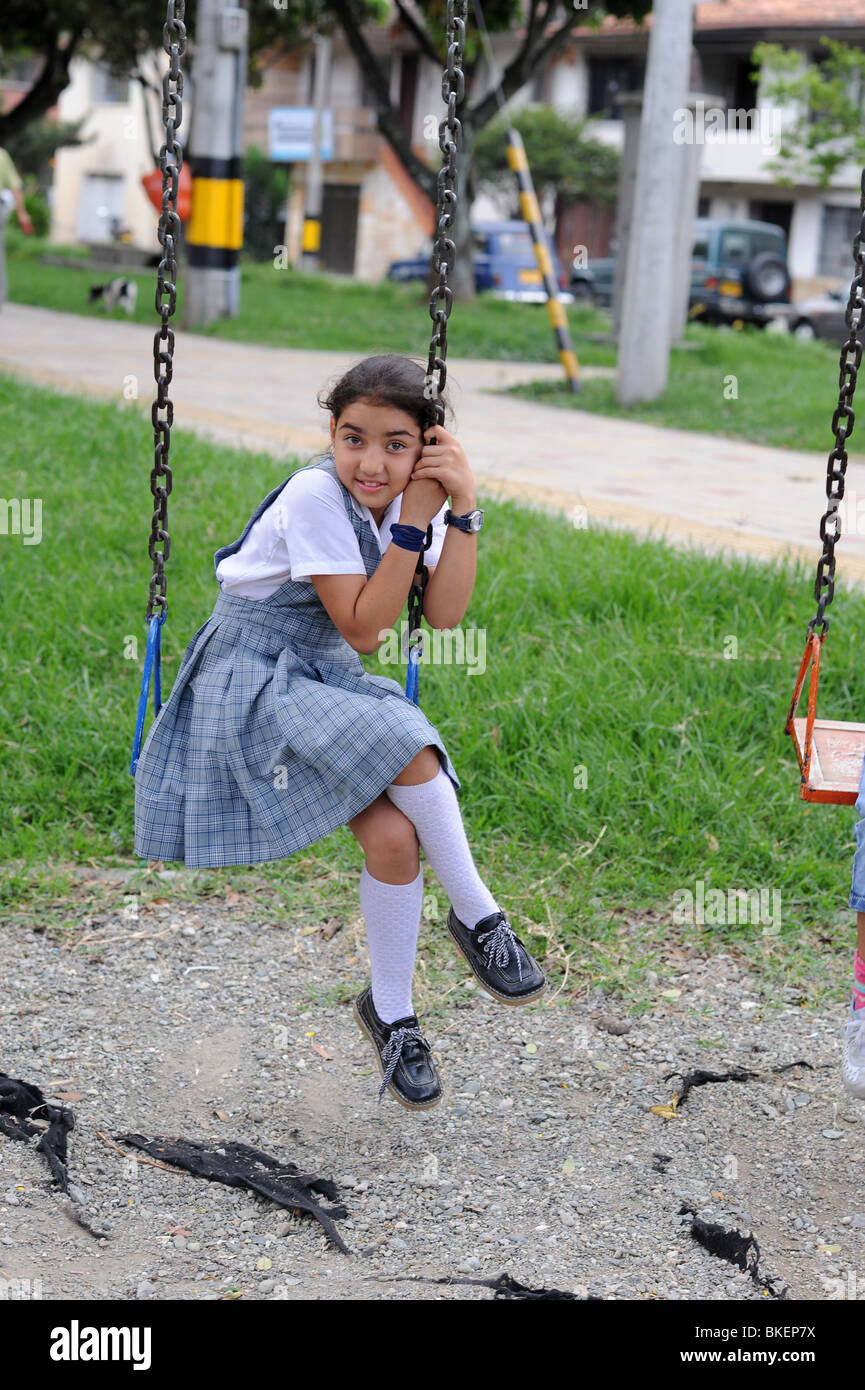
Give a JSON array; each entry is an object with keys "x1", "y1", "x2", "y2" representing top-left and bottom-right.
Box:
[{"x1": 52, "y1": 54, "x2": 168, "y2": 250}]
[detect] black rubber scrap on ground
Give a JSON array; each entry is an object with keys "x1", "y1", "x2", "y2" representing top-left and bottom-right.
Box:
[
  {"x1": 0, "y1": 1072, "x2": 73, "y2": 1191},
  {"x1": 367, "y1": 1271, "x2": 600, "y2": 1300},
  {"x1": 118, "y1": 1133, "x2": 350, "y2": 1255},
  {"x1": 0, "y1": 1071, "x2": 105, "y2": 1239},
  {"x1": 663, "y1": 1060, "x2": 812, "y2": 1107},
  {"x1": 678, "y1": 1203, "x2": 789, "y2": 1300}
]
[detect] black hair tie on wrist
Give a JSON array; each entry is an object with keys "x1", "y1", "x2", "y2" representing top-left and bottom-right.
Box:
[{"x1": 389, "y1": 523, "x2": 427, "y2": 552}]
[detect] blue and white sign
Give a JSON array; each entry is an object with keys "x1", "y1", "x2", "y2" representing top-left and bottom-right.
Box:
[{"x1": 268, "y1": 107, "x2": 334, "y2": 162}]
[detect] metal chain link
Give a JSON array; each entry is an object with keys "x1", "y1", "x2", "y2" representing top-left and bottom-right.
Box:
[
  {"x1": 809, "y1": 165, "x2": 865, "y2": 637},
  {"x1": 147, "y1": 0, "x2": 186, "y2": 622},
  {"x1": 407, "y1": 0, "x2": 468, "y2": 653}
]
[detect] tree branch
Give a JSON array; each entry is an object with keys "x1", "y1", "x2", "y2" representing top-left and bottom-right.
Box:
[
  {"x1": 327, "y1": 0, "x2": 436, "y2": 202},
  {"x1": 470, "y1": 8, "x2": 583, "y2": 132},
  {"x1": 0, "y1": 25, "x2": 86, "y2": 142},
  {"x1": 392, "y1": 0, "x2": 440, "y2": 67},
  {"x1": 132, "y1": 69, "x2": 160, "y2": 169},
  {"x1": 525, "y1": 0, "x2": 550, "y2": 55}
]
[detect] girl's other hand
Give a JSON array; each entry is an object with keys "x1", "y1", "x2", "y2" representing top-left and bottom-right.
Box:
[
  {"x1": 400, "y1": 475, "x2": 448, "y2": 528},
  {"x1": 411, "y1": 425, "x2": 475, "y2": 509}
]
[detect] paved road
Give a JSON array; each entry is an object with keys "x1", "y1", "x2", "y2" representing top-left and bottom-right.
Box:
[{"x1": 3, "y1": 302, "x2": 865, "y2": 584}]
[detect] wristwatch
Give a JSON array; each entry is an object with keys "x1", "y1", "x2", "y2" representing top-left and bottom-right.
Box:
[{"x1": 444, "y1": 508, "x2": 485, "y2": 533}]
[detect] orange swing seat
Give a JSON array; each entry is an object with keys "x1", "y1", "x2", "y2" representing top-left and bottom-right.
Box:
[{"x1": 786, "y1": 630, "x2": 865, "y2": 804}]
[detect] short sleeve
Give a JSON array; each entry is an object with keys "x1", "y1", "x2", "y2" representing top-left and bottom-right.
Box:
[
  {"x1": 277, "y1": 468, "x2": 367, "y2": 580},
  {"x1": 0, "y1": 149, "x2": 22, "y2": 192},
  {"x1": 423, "y1": 502, "x2": 449, "y2": 567}
]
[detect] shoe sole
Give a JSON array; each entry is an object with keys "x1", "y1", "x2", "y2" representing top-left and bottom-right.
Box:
[
  {"x1": 352, "y1": 999, "x2": 442, "y2": 1111},
  {"x1": 445, "y1": 917, "x2": 546, "y2": 1006}
]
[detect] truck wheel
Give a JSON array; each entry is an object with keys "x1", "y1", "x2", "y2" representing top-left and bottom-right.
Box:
[
  {"x1": 744, "y1": 252, "x2": 790, "y2": 302},
  {"x1": 569, "y1": 279, "x2": 594, "y2": 304}
]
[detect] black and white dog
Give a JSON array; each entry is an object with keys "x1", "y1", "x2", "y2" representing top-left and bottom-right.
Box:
[{"x1": 88, "y1": 277, "x2": 138, "y2": 314}]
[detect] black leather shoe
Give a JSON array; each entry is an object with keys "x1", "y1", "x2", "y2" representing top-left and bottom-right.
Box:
[
  {"x1": 353, "y1": 985, "x2": 443, "y2": 1110},
  {"x1": 446, "y1": 907, "x2": 546, "y2": 1005}
]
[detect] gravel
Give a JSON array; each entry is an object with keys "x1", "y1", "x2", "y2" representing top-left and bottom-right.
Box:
[{"x1": 0, "y1": 894, "x2": 861, "y2": 1301}]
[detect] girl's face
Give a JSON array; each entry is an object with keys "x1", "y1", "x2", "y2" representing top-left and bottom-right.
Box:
[{"x1": 330, "y1": 398, "x2": 425, "y2": 523}]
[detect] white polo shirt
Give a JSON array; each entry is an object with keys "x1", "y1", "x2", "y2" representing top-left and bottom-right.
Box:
[{"x1": 215, "y1": 461, "x2": 449, "y2": 601}]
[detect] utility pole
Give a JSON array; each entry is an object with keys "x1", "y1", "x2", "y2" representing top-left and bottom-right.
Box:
[
  {"x1": 300, "y1": 33, "x2": 332, "y2": 271},
  {"x1": 616, "y1": 0, "x2": 695, "y2": 404},
  {"x1": 184, "y1": 0, "x2": 249, "y2": 326}
]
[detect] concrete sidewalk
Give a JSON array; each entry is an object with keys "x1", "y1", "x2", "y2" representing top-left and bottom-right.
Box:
[{"x1": 3, "y1": 301, "x2": 865, "y2": 585}]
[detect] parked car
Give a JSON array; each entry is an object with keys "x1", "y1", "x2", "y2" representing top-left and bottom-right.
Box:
[
  {"x1": 387, "y1": 219, "x2": 575, "y2": 303},
  {"x1": 788, "y1": 285, "x2": 848, "y2": 342},
  {"x1": 570, "y1": 217, "x2": 792, "y2": 326}
]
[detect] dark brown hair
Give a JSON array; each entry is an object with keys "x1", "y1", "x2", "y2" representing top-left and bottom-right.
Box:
[{"x1": 316, "y1": 354, "x2": 453, "y2": 441}]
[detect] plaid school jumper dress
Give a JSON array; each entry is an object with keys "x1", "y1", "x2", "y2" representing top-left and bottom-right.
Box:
[{"x1": 133, "y1": 455, "x2": 461, "y2": 868}]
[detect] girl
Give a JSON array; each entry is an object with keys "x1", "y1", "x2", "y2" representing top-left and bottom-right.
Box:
[{"x1": 134, "y1": 354, "x2": 545, "y2": 1112}]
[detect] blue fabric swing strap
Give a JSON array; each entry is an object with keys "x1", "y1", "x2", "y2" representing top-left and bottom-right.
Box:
[
  {"x1": 389, "y1": 522, "x2": 428, "y2": 551},
  {"x1": 129, "y1": 610, "x2": 166, "y2": 776},
  {"x1": 394, "y1": 521, "x2": 434, "y2": 706}
]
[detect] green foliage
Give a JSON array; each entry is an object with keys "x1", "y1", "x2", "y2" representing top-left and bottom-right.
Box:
[
  {"x1": 474, "y1": 106, "x2": 619, "y2": 210},
  {"x1": 22, "y1": 190, "x2": 50, "y2": 237},
  {"x1": 2, "y1": 117, "x2": 91, "y2": 194},
  {"x1": 753, "y1": 36, "x2": 865, "y2": 188},
  {"x1": 242, "y1": 145, "x2": 290, "y2": 263}
]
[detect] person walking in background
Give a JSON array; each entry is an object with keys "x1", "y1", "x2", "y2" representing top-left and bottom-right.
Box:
[{"x1": 0, "y1": 146, "x2": 34, "y2": 308}]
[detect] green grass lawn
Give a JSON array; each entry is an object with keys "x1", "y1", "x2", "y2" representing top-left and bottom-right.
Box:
[
  {"x1": 507, "y1": 321, "x2": 851, "y2": 455},
  {"x1": 2, "y1": 372, "x2": 864, "y2": 1013},
  {"x1": 4, "y1": 232, "x2": 615, "y2": 365}
]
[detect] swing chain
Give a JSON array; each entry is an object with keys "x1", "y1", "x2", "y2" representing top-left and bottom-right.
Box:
[
  {"x1": 809, "y1": 164, "x2": 865, "y2": 637},
  {"x1": 147, "y1": 0, "x2": 186, "y2": 623},
  {"x1": 407, "y1": 0, "x2": 467, "y2": 668},
  {"x1": 423, "y1": 0, "x2": 467, "y2": 429}
]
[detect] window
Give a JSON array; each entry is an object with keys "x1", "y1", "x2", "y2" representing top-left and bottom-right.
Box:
[
  {"x1": 586, "y1": 56, "x2": 644, "y2": 118},
  {"x1": 493, "y1": 229, "x2": 533, "y2": 257},
  {"x1": 720, "y1": 230, "x2": 749, "y2": 263},
  {"x1": 747, "y1": 229, "x2": 785, "y2": 255},
  {"x1": 698, "y1": 52, "x2": 758, "y2": 130},
  {"x1": 91, "y1": 62, "x2": 130, "y2": 104},
  {"x1": 720, "y1": 227, "x2": 783, "y2": 263},
  {"x1": 820, "y1": 204, "x2": 862, "y2": 278},
  {"x1": 692, "y1": 236, "x2": 710, "y2": 260},
  {"x1": 749, "y1": 200, "x2": 793, "y2": 239},
  {"x1": 730, "y1": 55, "x2": 758, "y2": 118}
]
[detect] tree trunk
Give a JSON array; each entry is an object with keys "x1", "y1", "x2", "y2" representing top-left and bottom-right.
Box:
[{"x1": 0, "y1": 29, "x2": 85, "y2": 142}]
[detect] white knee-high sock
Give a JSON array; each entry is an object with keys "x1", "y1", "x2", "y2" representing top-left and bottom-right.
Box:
[
  {"x1": 359, "y1": 864, "x2": 423, "y2": 1024},
  {"x1": 385, "y1": 767, "x2": 499, "y2": 929}
]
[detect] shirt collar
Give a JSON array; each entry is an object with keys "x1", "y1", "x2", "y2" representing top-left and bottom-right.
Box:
[
  {"x1": 328, "y1": 456, "x2": 399, "y2": 529},
  {"x1": 348, "y1": 489, "x2": 400, "y2": 529}
]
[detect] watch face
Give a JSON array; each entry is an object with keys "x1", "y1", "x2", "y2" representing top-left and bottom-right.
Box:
[{"x1": 469, "y1": 510, "x2": 484, "y2": 531}]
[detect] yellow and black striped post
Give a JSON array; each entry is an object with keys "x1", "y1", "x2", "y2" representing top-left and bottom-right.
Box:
[
  {"x1": 301, "y1": 211, "x2": 321, "y2": 264},
  {"x1": 506, "y1": 128, "x2": 580, "y2": 393},
  {"x1": 186, "y1": 155, "x2": 244, "y2": 271},
  {"x1": 182, "y1": 0, "x2": 249, "y2": 325}
]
